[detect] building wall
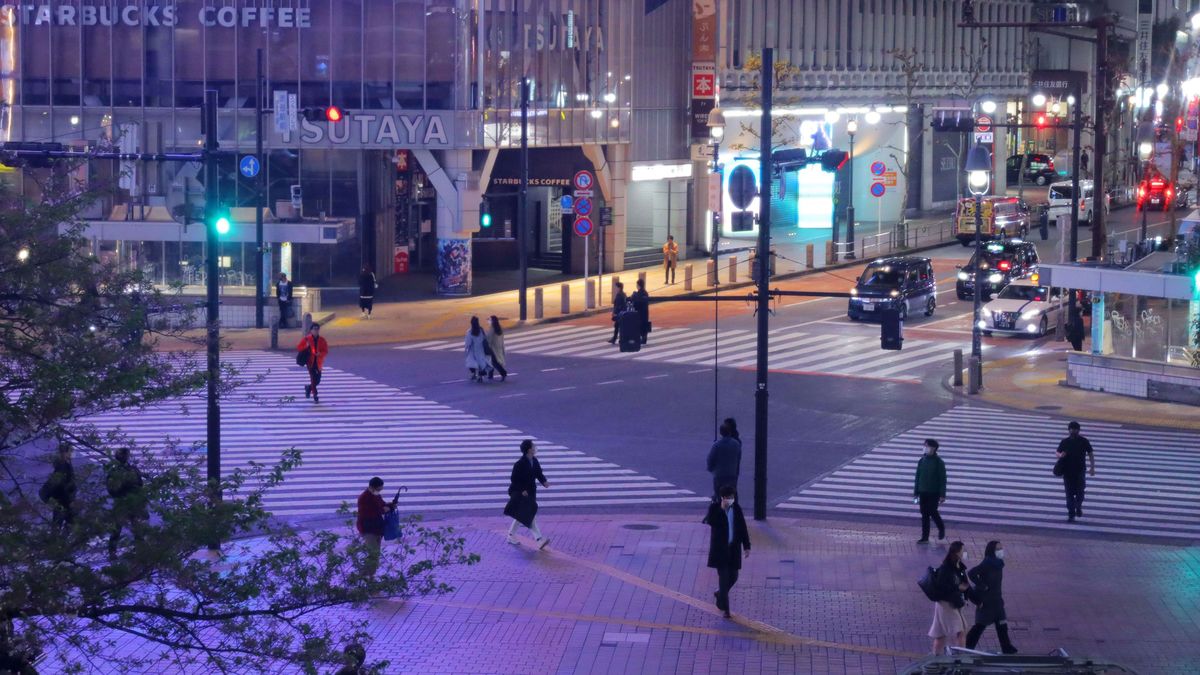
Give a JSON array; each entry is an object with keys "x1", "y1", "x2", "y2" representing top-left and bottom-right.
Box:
[{"x1": 631, "y1": 0, "x2": 690, "y2": 163}]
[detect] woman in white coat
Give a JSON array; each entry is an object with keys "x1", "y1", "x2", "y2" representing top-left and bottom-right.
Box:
[
  {"x1": 464, "y1": 316, "x2": 491, "y2": 382},
  {"x1": 486, "y1": 315, "x2": 508, "y2": 382}
]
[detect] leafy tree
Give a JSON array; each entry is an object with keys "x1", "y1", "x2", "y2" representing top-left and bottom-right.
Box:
[{"x1": 0, "y1": 169, "x2": 477, "y2": 673}]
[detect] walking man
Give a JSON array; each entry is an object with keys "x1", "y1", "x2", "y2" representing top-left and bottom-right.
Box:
[
  {"x1": 297, "y1": 323, "x2": 330, "y2": 403},
  {"x1": 608, "y1": 281, "x2": 627, "y2": 344},
  {"x1": 914, "y1": 438, "x2": 946, "y2": 544},
  {"x1": 1066, "y1": 309, "x2": 1085, "y2": 352},
  {"x1": 43, "y1": 444, "x2": 77, "y2": 533},
  {"x1": 706, "y1": 421, "x2": 742, "y2": 498},
  {"x1": 631, "y1": 278, "x2": 650, "y2": 345},
  {"x1": 1056, "y1": 421, "x2": 1095, "y2": 522},
  {"x1": 662, "y1": 235, "x2": 679, "y2": 284},
  {"x1": 703, "y1": 485, "x2": 751, "y2": 618},
  {"x1": 276, "y1": 273, "x2": 294, "y2": 329},
  {"x1": 356, "y1": 476, "x2": 393, "y2": 575},
  {"x1": 504, "y1": 440, "x2": 551, "y2": 549},
  {"x1": 358, "y1": 264, "x2": 377, "y2": 319},
  {"x1": 106, "y1": 447, "x2": 147, "y2": 554}
]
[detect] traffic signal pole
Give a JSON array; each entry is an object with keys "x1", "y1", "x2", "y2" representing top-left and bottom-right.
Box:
[
  {"x1": 255, "y1": 48, "x2": 266, "y2": 330},
  {"x1": 203, "y1": 90, "x2": 222, "y2": 550},
  {"x1": 518, "y1": 78, "x2": 529, "y2": 321},
  {"x1": 752, "y1": 48, "x2": 773, "y2": 521}
]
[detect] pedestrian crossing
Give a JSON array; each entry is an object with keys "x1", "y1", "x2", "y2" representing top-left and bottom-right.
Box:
[
  {"x1": 398, "y1": 323, "x2": 959, "y2": 381},
  {"x1": 778, "y1": 406, "x2": 1200, "y2": 541},
  {"x1": 74, "y1": 351, "x2": 706, "y2": 517}
]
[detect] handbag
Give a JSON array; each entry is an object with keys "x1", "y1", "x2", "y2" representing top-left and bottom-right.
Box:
[
  {"x1": 382, "y1": 510, "x2": 401, "y2": 541},
  {"x1": 1052, "y1": 456, "x2": 1067, "y2": 477},
  {"x1": 296, "y1": 348, "x2": 310, "y2": 367},
  {"x1": 917, "y1": 566, "x2": 941, "y2": 602}
]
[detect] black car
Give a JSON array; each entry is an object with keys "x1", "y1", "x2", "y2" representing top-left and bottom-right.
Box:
[
  {"x1": 954, "y1": 239, "x2": 1039, "y2": 300},
  {"x1": 1006, "y1": 153, "x2": 1059, "y2": 186},
  {"x1": 847, "y1": 257, "x2": 936, "y2": 322}
]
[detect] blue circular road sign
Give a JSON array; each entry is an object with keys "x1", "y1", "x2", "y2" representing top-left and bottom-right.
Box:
[
  {"x1": 869, "y1": 161, "x2": 886, "y2": 176},
  {"x1": 869, "y1": 182, "x2": 886, "y2": 197},
  {"x1": 574, "y1": 217, "x2": 594, "y2": 237},
  {"x1": 239, "y1": 155, "x2": 261, "y2": 178},
  {"x1": 575, "y1": 197, "x2": 593, "y2": 217}
]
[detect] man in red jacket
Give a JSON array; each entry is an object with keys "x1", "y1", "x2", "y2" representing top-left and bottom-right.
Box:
[
  {"x1": 356, "y1": 476, "x2": 391, "y2": 575},
  {"x1": 297, "y1": 323, "x2": 329, "y2": 403}
]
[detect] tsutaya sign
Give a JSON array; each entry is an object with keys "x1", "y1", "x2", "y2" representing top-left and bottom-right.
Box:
[
  {"x1": 280, "y1": 112, "x2": 456, "y2": 149},
  {"x1": 5, "y1": 1, "x2": 314, "y2": 28}
]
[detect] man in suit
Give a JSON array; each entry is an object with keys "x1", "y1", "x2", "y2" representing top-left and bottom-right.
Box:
[
  {"x1": 704, "y1": 485, "x2": 751, "y2": 618},
  {"x1": 276, "y1": 273, "x2": 294, "y2": 329},
  {"x1": 608, "y1": 281, "x2": 627, "y2": 344}
]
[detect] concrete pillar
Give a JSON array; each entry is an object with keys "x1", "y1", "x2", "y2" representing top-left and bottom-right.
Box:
[
  {"x1": 826, "y1": 240, "x2": 835, "y2": 265},
  {"x1": 560, "y1": 283, "x2": 570, "y2": 314},
  {"x1": 684, "y1": 263, "x2": 694, "y2": 290},
  {"x1": 534, "y1": 288, "x2": 544, "y2": 319},
  {"x1": 707, "y1": 259, "x2": 717, "y2": 286},
  {"x1": 415, "y1": 149, "x2": 478, "y2": 296},
  {"x1": 585, "y1": 279, "x2": 596, "y2": 309},
  {"x1": 806, "y1": 243, "x2": 814, "y2": 268},
  {"x1": 728, "y1": 255, "x2": 738, "y2": 283},
  {"x1": 637, "y1": 271, "x2": 646, "y2": 287},
  {"x1": 611, "y1": 276, "x2": 621, "y2": 303},
  {"x1": 585, "y1": 144, "x2": 630, "y2": 272}
]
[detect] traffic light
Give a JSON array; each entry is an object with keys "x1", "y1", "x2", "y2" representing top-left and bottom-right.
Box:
[
  {"x1": 931, "y1": 109, "x2": 974, "y2": 133},
  {"x1": 479, "y1": 199, "x2": 492, "y2": 228},
  {"x1": 819, "y1": 150, "x2": 849, "y2": 172},
  {"x1": 880, "y1": 308, "x2": 903, "y2": 350},
  {"x1": 210, "y1": 209, "x2": 232, "y2": 236},
  {"x1": 1035, "y1": 113, "x2": 1047, "y2": 129},
  {"x1": 302, "y1": 106, "x2": 345, "y2": 122}
]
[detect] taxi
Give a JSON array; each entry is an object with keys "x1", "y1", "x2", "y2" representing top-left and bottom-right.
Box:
[{"x1": 977, "y1": 275, "x2": 1064, "y2": 337}]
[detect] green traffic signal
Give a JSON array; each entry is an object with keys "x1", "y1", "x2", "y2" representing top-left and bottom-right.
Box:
[
  {"x1": 214, "y1": 215, "x2": 231, "y2": 235},
  {"x1": 481, "y1": 212, "x2": 493, "y2": 228}
]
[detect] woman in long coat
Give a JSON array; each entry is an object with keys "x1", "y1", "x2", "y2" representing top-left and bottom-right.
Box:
[
  {"x1": 929, "y1": 540, "x2": 971, "y2": 655},
  {"x1": 486, "y1": 315, "x2": 507, "y2": 382},
  {"x1": 966, "y1": 540, "x2": 1018, "y2": 653},
  {"x1": 504, "y1": 440, "x2": 550, "y2": 549},
  {"x1": 703, "y1": 485, "x2": 751, "y2": 618},
  {"x1": 464, "y1": 316, "x2": 490, "y2": 382}
]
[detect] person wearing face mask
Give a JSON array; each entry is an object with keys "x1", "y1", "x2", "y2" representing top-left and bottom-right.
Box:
[
  {"x1": 504, "y1": 439, "x2": 551, "y2": 549},
  {"x1": 703, "y1": 485, "x2": 751, "y2": 619},
  {"x1": 356, "y1": 476, "x2": 394, "y2": 575},
  {"x1": 913, "y1": 438, "x2": 947, "y2": 544},
  {"x1": 966, "y1": 540, "x2": 1018, "y2": 654},
  {"x1": 929, "y1": 540, "x2": 970, "y2": 655}
]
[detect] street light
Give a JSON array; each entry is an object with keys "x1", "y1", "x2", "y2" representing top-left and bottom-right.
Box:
[
  {"x1": 16, "y1": 247, "x2": 30, "y2": 262},
  {"x1": 864, "y1": 109, "x2": 882, "y2": 125},
  {"x1": 845, "y1": 118, "x2": 858, "y2": 260},
  {"x1": 980, "y1": 100, "x2": 997, "y2": 114},
  {"x1": 708, "y1": 106, "x2": 726, "y2": 263},
  {"x1": 965, "y1": 144, "x2": 992, "y2": 394},
  {"x1": 1031, "y1": 93, "x2": 1047, "y2": 107}
]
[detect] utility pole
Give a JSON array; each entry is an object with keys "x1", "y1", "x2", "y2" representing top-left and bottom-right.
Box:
[
  {"x1": 1069, "y1": 79, "x2": 1083, "y2": 315},
  {"x1": 255, "y1": 48, "x2": 265, "y2": 329},
  {"x1": 518, "y1": 78, "x2": 529, "y2": 321},
  {"x1": 1091, "y1": 19, "x2": 1110, "y2": 260},
  {"x1": 202, "y1": 90, "x2": 222, "y2": 550},
  {"x1": 753, "y1": 47, "x2": 773, "y2": 522}
]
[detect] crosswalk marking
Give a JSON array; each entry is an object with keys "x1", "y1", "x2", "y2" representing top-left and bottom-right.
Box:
[
  {"x1": 777, "y1": 406, "x2": 1200, "y2": 541},
  {"x1": 396, "y1": 324, "x2": 960, "y2": 381},
  {"x1": 74, "y1": 351, "x2": 705, "y2": 517}
]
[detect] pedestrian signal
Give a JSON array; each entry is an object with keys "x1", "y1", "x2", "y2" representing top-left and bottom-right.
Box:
[{"x1": 480, "y1": 199, "x2": 493, "y2": 228}]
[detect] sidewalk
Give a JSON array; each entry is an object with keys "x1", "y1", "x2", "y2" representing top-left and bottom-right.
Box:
[
  {"x1": 82, "y1": 513, "x2": 1200, "y2": 674},
  {"x1": 959, "y1": 340, "x2": 1200, "y2": 430},
  {"x1": 157, "y1": 211, "x2": 955, "y2": 352}
]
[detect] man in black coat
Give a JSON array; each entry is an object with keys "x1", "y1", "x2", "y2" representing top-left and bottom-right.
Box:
[
  {"x1": 43, "y1": 445, "x2": 77, "y2": 533},
  {"x1": 1056, "y1": 421, "x2": 1095, "y2": 522},
  {"x1": 608, "y1": 281, "x2": 627, "y2": 344},
  {"x1": 106, "y1": 447, "x2": 147, "y2": 554},
  {"x1": 703, "y1": 485, "x2": 751, "y2": 618},
  {"x1": 631, "y1": 279, "x2": 651, "y2": 344},
  {"x1": 276, "y1": 273, "x2": 294, "y2": 329},
  {"x1": 504, "y1": 439, "x2": 551, "y2": 549}
]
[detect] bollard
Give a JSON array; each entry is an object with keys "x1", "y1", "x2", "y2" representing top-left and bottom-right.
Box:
[
  {"x1": 270, "y1": 320, "x2": 279, "y2": 350},
  {"x1": 826, "y1": 240, "x2": 835, "y2": 265},
  {"x1": 967, "y1": 355, "x2": 982, "y2": 394},
  {"x1": 534, "y1": 288, "x2": 544, "y2": 319},
  {"x1": 707, "y1": 260, "x2": 717, "y2": 286},
  {"x1": 637, "y1": 271, "x2": 646, "y2": 286},
  {"x1": 729, "y1": 255, "x2": 738, "y2": 283},
  {"x1": 585, "y1": 279, "x2": 596, "y2": 309},
  {"x1": 806, "y1": 243, "x2": 814, "y2": 269},
  {"x1": 611, "y1": 276, "x2": 621, "y2": 302},
  {"x1": 560, "y1": 283, "x2": 570, "y2": 314},
  {"x1": 952, "y1": 349, "x2": 963, "y2": 387},
  {"x1": 302, "y1": 312, "x2": 313, "y2": 335},
  {"x1": 684, "y1": 264, "x2": 694, "y2": 290}
]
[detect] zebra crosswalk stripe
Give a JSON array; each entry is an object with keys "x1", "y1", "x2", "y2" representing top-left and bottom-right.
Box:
[
  {"x1": 777, "y1": 406, "x2": 1200, "y2": 541},
  {"x1": 74, "y1": 350, "x2": 705, "y2": 517}
]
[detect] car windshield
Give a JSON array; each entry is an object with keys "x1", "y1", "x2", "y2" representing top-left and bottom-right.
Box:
[
  {"x1": 997, "y1": 285, "x2": 1049, "y2": 301},
  {"x1": 1049, "y1": 185, "x2": 1074, "y2": 200},
  {"x1": 966, "y1": 249, "x2": 1013, "y2": 268},
  {"x1": 858, "y1": 265, "x2": 903, "y2": 286}
]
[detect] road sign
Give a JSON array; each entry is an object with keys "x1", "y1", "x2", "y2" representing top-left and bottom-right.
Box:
[
  {"x1": 560, "y1": 194, "x2": 573, "y2": 210},
  {"x1": 599, "y1": 207, "x2": 612, "y2": 227},
  {"x1": 573, "y1": 170, "x2": 594, "y2": 191},
  {"x1": 882, "y1": 171, "x2": 897, "y2": 187},
  {"x1": 870, "y1": 161, "x2": 886, "y2": 176},
  {"x1": 974, "y1": 132, "x2": 994, "y2": 144},
  {"x1": 574, "y1": 216, "x2": 594, "y2": 237},
  {"x1": 239, "y1": 155, "x2": 261, "y2": 178},
  {"x1": 692, "y1": 71, "x2": 716, "y2": 99},
  {"x1": 574, "y1": 196, "x2": 593, "y2": 217},
  {"x1": 870, "y1": 182, "x2": 886, "y2": 197},
  {"x1": 975, "y1": 114, "x2": 993, "y2": 134},
  {"x1": 728, "y1": 164, "x2": 757, "y2": 210}
]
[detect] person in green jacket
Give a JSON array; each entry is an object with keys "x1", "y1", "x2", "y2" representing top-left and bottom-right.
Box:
[{"x1": 914, "y1": 438, "x2": 947, "y2": 544}]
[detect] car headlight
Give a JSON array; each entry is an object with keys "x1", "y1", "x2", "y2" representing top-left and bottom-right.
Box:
[
  {"x1": 889, "y1": 289, "x2": 900, "y2": 298},
  {"x1": 957, "y1": 271, "x2": 968, "y2": 281},
  {"x1": 981, "y1": 307, "x2": 992, "y2": 316},
  {"x1": 1021, "y1": 309, "x2": 1041, "y2": 320},
  {"x1": 988, "y1": 273, "x2": 1003, "y2": 284},
  {"x1": 850, "y1": 287, "x2": 858, "y2": 296}
]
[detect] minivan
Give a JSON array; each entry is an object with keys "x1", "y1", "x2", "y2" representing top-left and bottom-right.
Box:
[
  {"x1": 847, "y1": 257, "x2": 936, "y2": 322},
  {"x1": 1047, "y1": 180, "x2": 1109, "y2": 225}
]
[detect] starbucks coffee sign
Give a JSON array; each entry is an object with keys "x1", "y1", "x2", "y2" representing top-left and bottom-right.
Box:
[{"x1": 5, "y1": 1, "x2": 313, "y2": 29}]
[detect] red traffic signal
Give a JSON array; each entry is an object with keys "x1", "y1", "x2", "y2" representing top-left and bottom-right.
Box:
[
  {"x1": 302, "y1": 106, "x2": 346, "y2": 123},
  {"x1": 1034, "y1": 113, "x2": 1047, "y2": 129},
  {"x1": 325, "y1": 106, "x2": 344, "y2": 123}
]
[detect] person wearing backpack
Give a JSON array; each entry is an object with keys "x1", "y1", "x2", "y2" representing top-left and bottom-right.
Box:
[
  {"x1": 928, "y1": 541, "x2": 970, "y2": 655},
  {"x1": 966, "y1": 540, "x2": 1018, "y2": 654}
]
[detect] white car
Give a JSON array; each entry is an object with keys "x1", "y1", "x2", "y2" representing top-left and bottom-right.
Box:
[{"x1": 978, "y1": 279, "x2": 1064, "y2": 337}]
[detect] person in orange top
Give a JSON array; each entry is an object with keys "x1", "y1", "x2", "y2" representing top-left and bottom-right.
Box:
[
  {"x1": 662, "y1": 234, "x2": 679, "y2": 284},
  {"x1": 297, "y1": 322, "x2": 329, "y2": 403}
]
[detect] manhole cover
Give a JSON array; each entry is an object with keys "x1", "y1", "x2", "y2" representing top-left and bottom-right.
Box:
[
  {"x1": 1035, "y1": 405, "x2": 1062, "y2": 411},
  {"x1": 621, "y1": 524, "x2": 659, "y2": 531}
]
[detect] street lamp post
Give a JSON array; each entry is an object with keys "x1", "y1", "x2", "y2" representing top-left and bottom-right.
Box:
[
  {"x1": 845, "y1": 118, "x2": 857, "y2": 260},
  {"x1": 707, "y1": 107, "x2": 726, "y2": 268},
  {"x1": 965, "y1": 144, "x2": 992, "y2": 395}
]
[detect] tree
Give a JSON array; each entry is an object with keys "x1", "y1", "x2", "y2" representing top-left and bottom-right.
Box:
[{"x1": 0, "y1": 168, "x2": 477, "y2": 673}]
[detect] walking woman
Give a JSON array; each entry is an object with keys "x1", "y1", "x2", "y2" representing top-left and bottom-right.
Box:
[
  {"x1": 966, "y1": 541, "x2": 1018, "y2": 654},
  {"x1": 464, "y1": 316, "x2": 490, "y2": 382},
  {"x1": 504, "y1": 439, "x2": 551, "y2": 549},
  {"x1": 358, "y1": 264, "x2": 378, "y2": 319},
  {"x1": 929, "y1": 540, "x2": 970, "y2": 655},
  {"x1": 486, "y1": 315, "x2": 508, "y2": 382},
  {"x1": 297, "y1": 322, "x2": 329, "y2": 403}
]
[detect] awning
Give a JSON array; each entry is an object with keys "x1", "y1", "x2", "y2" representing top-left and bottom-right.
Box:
[
  {"x1": 1040, "y1": 263, "x2": 1196, "y2": 300},
  {"x1": 487, "y1": 147, "x2": 595, "y2": 192}
]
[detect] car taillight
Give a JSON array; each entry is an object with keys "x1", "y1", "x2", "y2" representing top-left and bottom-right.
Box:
[
  {"x1": 998, "y1": 260, "x2": 1011, "y2": 271},
  {"x1": 1167, "y1": 187, "x2": 1173, "y2": 197},
  {"x1": 1151, "y1": 180, "x2": 1165, "y2": 187},
  {"x1": 1047, "y1": 158, "x2": 1054, "y2": 169},
  {"x1": 1138, "y1": 186, "x2": 1145, "y2": 198}
]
